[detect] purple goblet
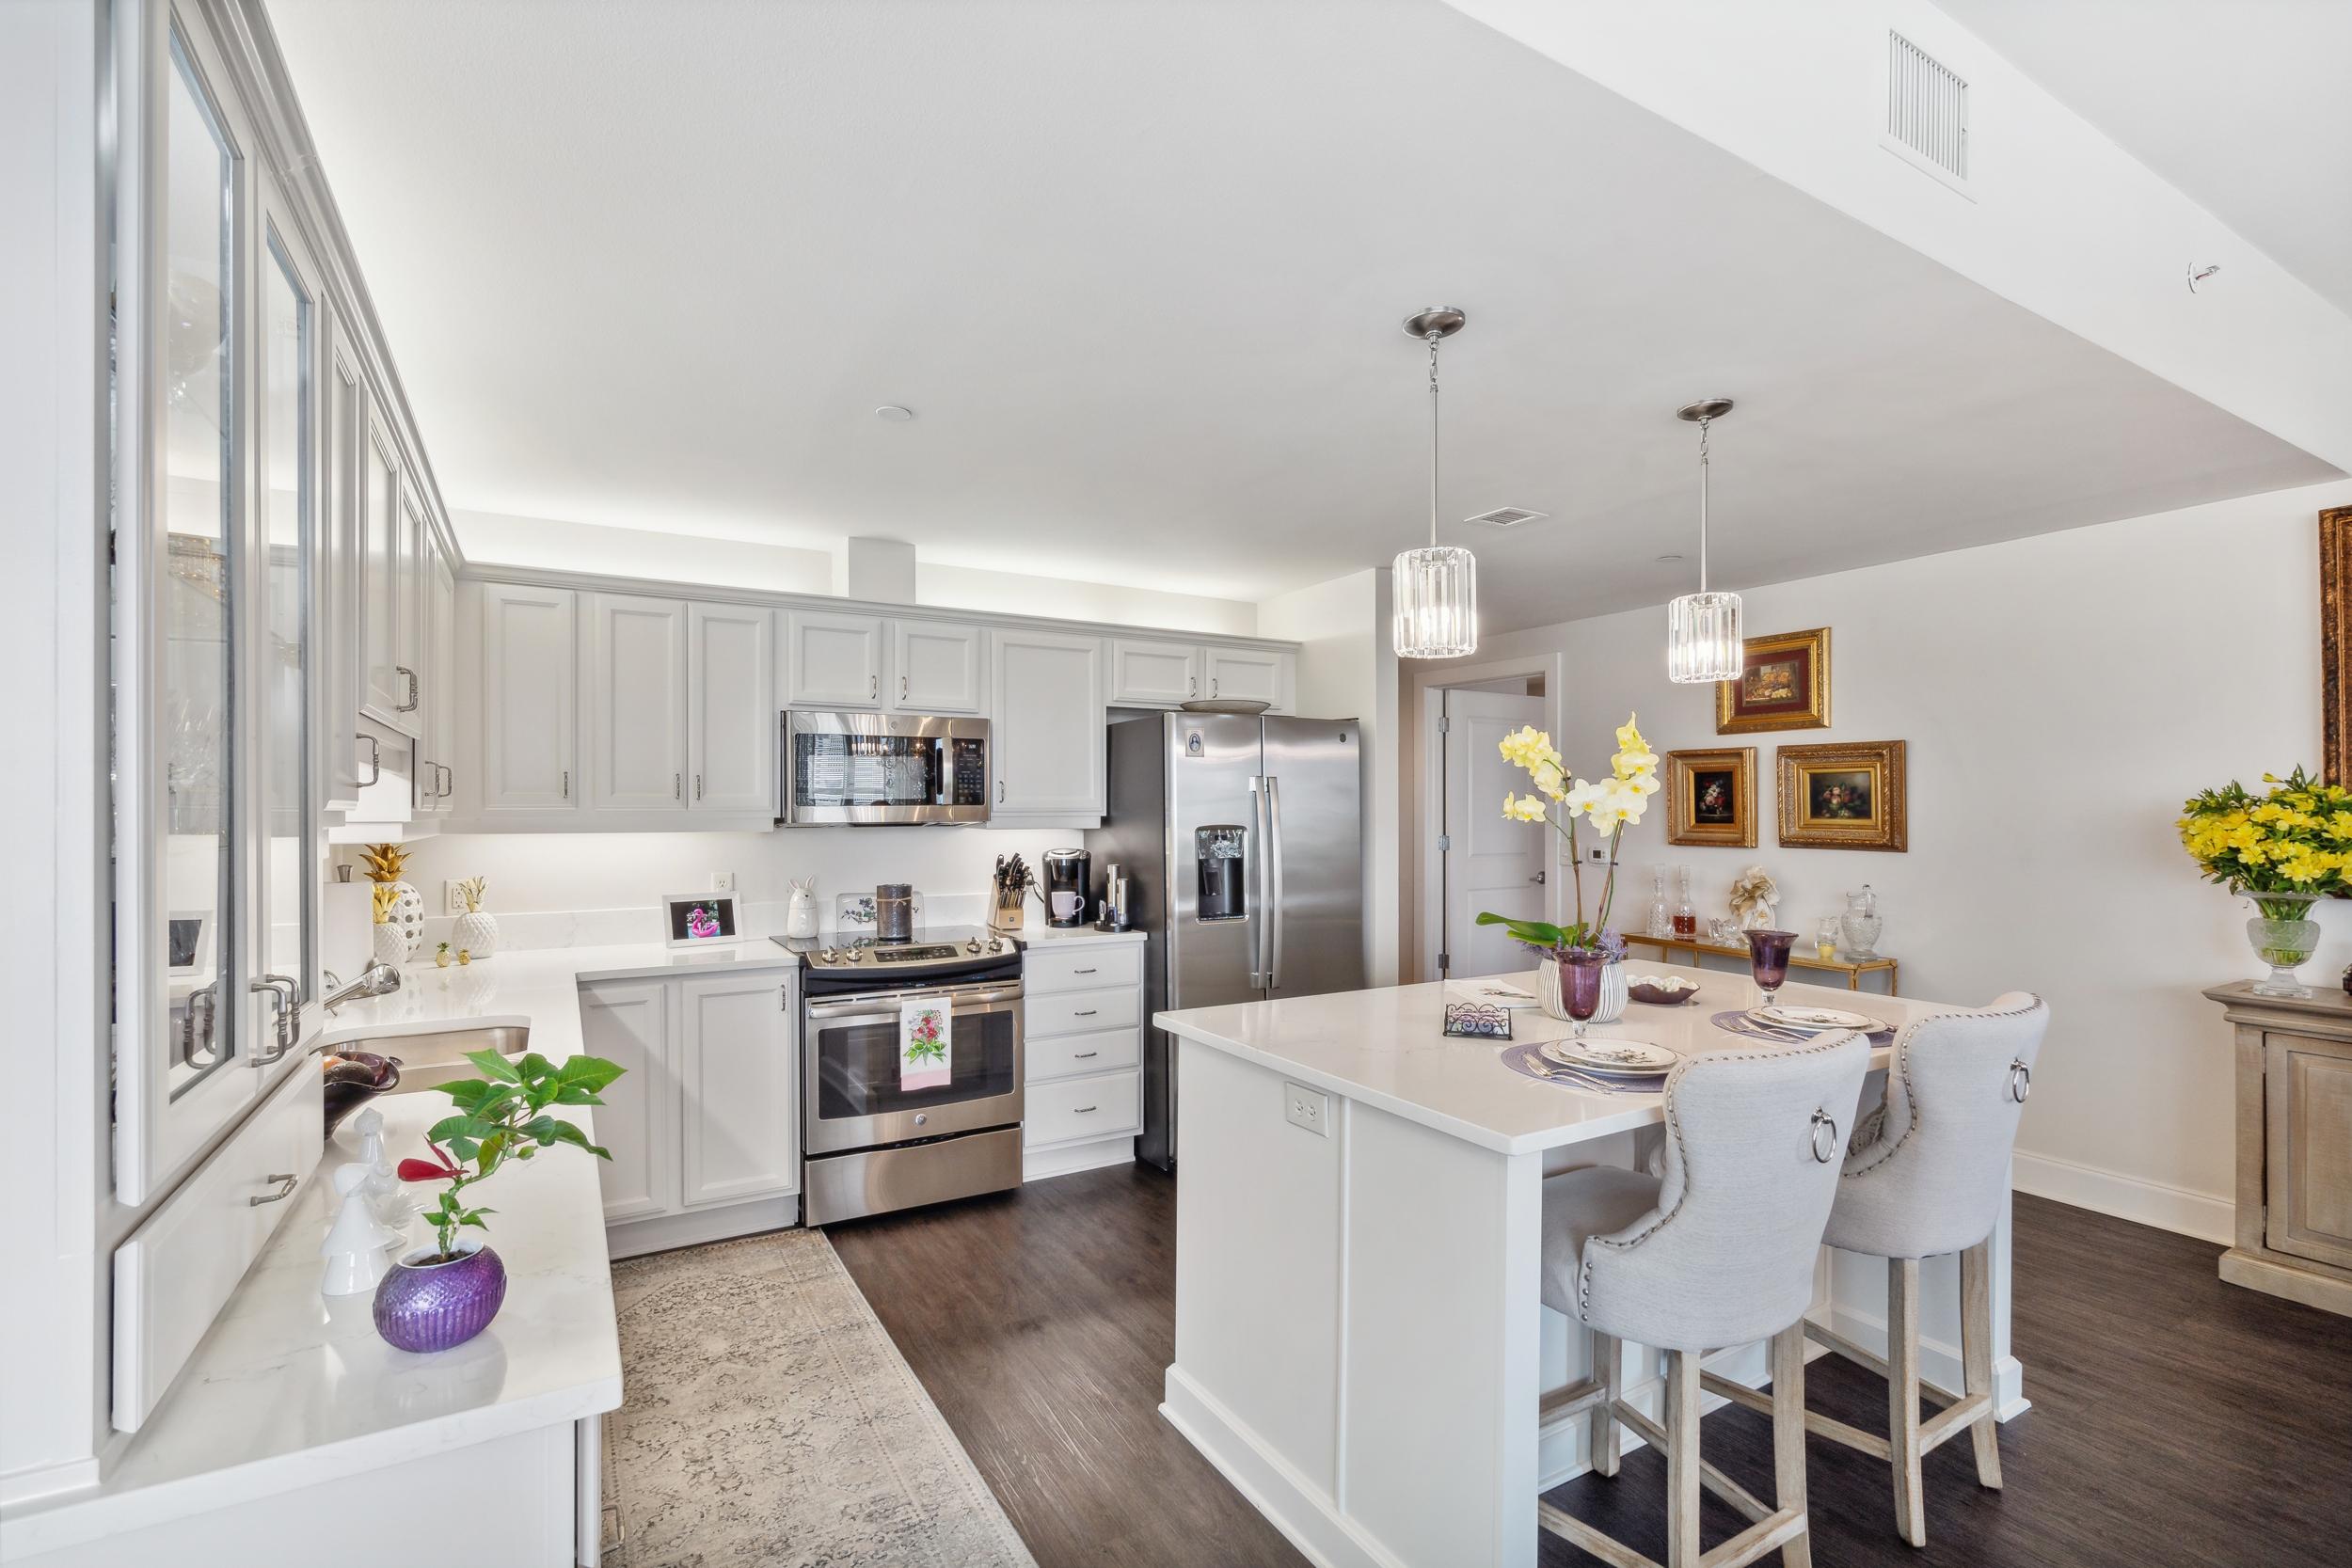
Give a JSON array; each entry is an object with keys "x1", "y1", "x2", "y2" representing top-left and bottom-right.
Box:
[
  {"x1": 1744, "y1": 928, "x2": 1798, "y2": 1008},
  {"x1": 1557, "y1": 950, "x2": 1608, "y2": 1040}
]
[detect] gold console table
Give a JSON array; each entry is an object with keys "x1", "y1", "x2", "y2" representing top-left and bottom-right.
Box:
[{"x1": 1621, "y1": 933, "x2": 1899, "y2": 995}]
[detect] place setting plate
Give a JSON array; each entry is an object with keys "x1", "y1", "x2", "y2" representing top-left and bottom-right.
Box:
[
  {"x1": 1748, "y1": 1005, "x2": 1878, "y2": 1034},
  {"x1": 1538, "y1": 1037, "x2": 1678, "y2": 1076}
]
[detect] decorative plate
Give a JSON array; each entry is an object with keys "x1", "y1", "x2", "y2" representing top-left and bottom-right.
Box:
[
  {"x1": 1540, "y1": 1037, "x2": 1678, "y2": 1075},
  {"x1": 1750, "y1": 1005, "x2": 1878, "y2": 1033}
]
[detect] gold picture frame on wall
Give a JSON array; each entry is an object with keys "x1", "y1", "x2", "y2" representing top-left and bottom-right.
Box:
[
  {"x1": 1778, "y1": 740, "x2": 1907, "y2": 852},
  {"x1": 2324, "y1": 506, "x2": 2351, "y2": 786},
  {"x1": 1717, "y1": 626, "x2": 1831, "y2": 734},
  {"x1": 1664, "y1": 747, "x2": 1757, "y2": 847}
]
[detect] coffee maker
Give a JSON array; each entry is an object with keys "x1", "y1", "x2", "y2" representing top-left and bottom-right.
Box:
[{"x1": 1041, "y1": 847, "x2": 1091, "y2": 928}]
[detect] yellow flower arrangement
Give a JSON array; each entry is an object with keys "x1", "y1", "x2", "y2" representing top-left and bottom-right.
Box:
[
  {"x1": 1478, "y1": 714, "x2": 1657, "y2": 954},
  {"x1": 2179, "y1": 767, "x2": 2352, "y2": 908}
]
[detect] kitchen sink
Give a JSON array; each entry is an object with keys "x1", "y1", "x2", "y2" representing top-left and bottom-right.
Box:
[{"x1": 337, "y1": 1025, "x2": 532, "y2": 1095}]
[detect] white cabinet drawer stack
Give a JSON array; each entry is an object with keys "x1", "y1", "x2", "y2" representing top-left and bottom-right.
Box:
[{"x1": 1022, "y1": 938, "x2": 1146, "y2": 1179}]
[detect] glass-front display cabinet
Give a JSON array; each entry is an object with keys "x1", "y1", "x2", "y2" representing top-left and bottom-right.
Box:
[{"x1": 114, "y1": 6, "x2": 326, "y2": 1203}]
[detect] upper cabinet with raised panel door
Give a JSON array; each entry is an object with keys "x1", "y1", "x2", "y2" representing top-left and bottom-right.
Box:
[
  {"x1": 1203, "y1": 646, "x2": 1294, "y2": 712},
  {"x1": 989, "y1": 627, "x2": 1105, "y2": 823},
  {"x1": 321, "y1": 317, "x2": 366, "y2": 812},
  {"x1": 689, "y1": 601, "x2": 774, "y2": 814},
  {"x1": 477, "y1": 582, "x2": 580, "y2": 814},
  {"x1": 1108, "y1": 638, "x2": 1201, "y2": 706},
  {"x1": 358, "y1": 416, "x2": 405, "y2": 730},
  {"x1": 784, "y1": 609, "x2": 885, "y2": 708},
  {"x1": 589, "y1": 593, "x2": 689, "y2": 812},
  {"x1": 421, "y1": 533, "x2": 457, "y2": 814},
  {"x1": 893, "y1": 619, "x2": 985, "y2": 713}
]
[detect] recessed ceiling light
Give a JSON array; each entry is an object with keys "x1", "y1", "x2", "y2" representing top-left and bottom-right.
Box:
[
  {"x1": 874, "y1": 404, "x2": 914, "y2": 422},
  {"x1": 1656, "y1": 552, "x2": 1684, "y2": 562}
]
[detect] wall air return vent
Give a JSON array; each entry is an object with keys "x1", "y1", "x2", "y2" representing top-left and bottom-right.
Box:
[
  {"x1": 1464, "y1": 506, "x2": 1548, "y2": 530},
  {"x1": 1884, "y1": 30, "x2": 1969, "y2": 193}
]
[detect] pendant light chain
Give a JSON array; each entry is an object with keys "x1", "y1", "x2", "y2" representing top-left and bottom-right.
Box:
[
  {"x1": 1696, "y1": 413, "x2": 1711, "y2": 594},
  {"x1": 1427, "y1": 330, "x2": 1442, "y2": 550}
]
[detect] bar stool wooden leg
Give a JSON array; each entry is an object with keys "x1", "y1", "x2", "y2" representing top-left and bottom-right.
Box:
[
  {"x1": 1771, "y1": 1323, "x2": 1814, "y2": 1568},
  {"x1": 1961, "y1": 1238, "x2": 2004, "y2": 1491},
  {"x1": 1887, "y1": 1257, "x2": 1926, "y2": 1547},
  {"x1": 1666, "y1": 1349, "x2": 1702, "y2": 1568},
  {"x1": 1589, "y1": 1331, "x2": 1622, "y2": 1478}
]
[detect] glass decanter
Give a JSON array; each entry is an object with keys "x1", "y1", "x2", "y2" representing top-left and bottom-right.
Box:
[
  {"x1": 1645, "y1": 865, "x2": 1672, "y2": 938},
  {"x1": 1841, "y1": 885, "x2": 1883, "y2": 958},
  {"x1": 1672, "y1": 864, "x2": 1697, "y2": 939}
]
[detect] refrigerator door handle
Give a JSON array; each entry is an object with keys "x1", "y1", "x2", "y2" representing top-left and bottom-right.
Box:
[
  {"x1": 1248, "y1": 774, "x2": 1267, "y2": 989},
  {"x1": 1264, "y1": 774, "x2": 1284, "y2": 991}
]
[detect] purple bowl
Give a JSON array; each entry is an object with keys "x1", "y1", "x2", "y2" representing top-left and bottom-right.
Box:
[{"x1": 373, "y1": 1242, "x2": 506, "y2": 1354}]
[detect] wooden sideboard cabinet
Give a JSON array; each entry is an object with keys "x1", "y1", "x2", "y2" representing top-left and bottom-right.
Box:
[{"x1": 2205, "y1": 981, "x2": 2352, "y2": 1317}]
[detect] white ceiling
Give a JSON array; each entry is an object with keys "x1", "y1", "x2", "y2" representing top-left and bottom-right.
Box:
[
  {"x1": 264, "y1": 0, "x2": 2334, "y2": 633},
  {"x1": 1936, "y1": 0, "x2": 2352, "y2": 318}
]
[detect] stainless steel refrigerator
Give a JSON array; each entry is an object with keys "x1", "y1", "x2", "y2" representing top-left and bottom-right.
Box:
[{"x1": 1088, "y1": 712, "x2": 1365, "y2": 1171}]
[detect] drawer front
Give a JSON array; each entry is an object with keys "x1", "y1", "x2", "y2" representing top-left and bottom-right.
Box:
[
  {"x1": 1026, "y1": 984, "x2": 1140, "y2": 1039},
  {"x1": 1028, "y1": 1025, "x2": 1142, "y2": 1085},
  {"x1": 1025, "y1": 1069, "x2": 1142, "y2": 1148},
  {"x1": 1025, "y1": 943, "x2": 1142, "y2": 995}
]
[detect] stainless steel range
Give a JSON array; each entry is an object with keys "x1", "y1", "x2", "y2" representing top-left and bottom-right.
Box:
[{"x1": 776, "y1": 924, "x2": 1024, "y2": 1225}]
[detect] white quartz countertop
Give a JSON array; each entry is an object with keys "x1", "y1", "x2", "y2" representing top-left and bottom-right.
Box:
[
  {"x1": 1010, "y1": 923, "x2": 1148, "y2": 949},
  {"x1": 8, "y1": 1092, "x2": 622, "y2": 1555},
  {"x1": 1157, "y1": 964, "x2": 1957, "y2": 1155}
]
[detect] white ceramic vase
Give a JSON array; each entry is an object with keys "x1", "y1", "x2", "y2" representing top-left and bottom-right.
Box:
[
  {"x1": 372, "y1": 920, "x2": 408, "y2": 968},
  {"x1": 1537, "y1": 958, "x2": 1629, "y2": 1023},
  {"x1": 385, "y1": 881, "x2": 426, "y2": 960},
  {"x1": 453, "y1": 910, "x2": 500, "y2": 958}
]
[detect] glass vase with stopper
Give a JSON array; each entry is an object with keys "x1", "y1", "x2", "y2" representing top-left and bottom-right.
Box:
[
  {"x1": 1672, "y1": 864, "x2": 1697, "y2": 939},
  {"x1": 1645, "y1": 865, "x2": 1672, "y2": 939}
]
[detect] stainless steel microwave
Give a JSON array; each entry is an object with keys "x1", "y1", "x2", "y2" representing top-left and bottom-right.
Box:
[{"x1": 780, "y1": 710, "x2": 991, "y2": 825}]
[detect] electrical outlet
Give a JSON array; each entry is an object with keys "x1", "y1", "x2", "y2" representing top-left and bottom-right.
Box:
[
  {"x1": 443, "y1": 879, "x2": 467, "y2": 914},
  {"x1": 1283, "y1": 1081, "x2": 1329, "y2": 1137},
  {"x1": 712, "y1": 871, "x2": 735, "y2": 892}
]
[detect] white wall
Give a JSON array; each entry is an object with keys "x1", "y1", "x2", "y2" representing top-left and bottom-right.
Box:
[
  {"x1": 1260, "y1": 568, "x2": 1403, "y2": 985},
  {"x1": 1421, "y1": 480, "x2": 2352, "y2": 1242},
  {"x1": 453, "y1": 507, "x2": 1261, "y2": 636}
]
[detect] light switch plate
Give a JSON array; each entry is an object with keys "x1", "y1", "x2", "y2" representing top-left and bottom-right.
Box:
[
  {"x1": 1283, "y1": 1080, "x2": 1329, "y2": 1137},
  {"x1": 712, "y1": 871, "x2": 736, "y2": 892}
]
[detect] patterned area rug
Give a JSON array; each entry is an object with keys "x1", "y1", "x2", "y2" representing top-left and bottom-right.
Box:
[{"x1": 608, "y1": 1229, "x2": 1037, "y2": 1568}]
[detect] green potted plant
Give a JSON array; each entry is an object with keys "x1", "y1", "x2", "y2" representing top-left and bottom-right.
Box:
[
  {"x1": 379, "y1": 1048, "x2": 624, "y2": 1353},
  {"x1": 2179, "y1": 766, "x2": 2350, "y2": 998}
]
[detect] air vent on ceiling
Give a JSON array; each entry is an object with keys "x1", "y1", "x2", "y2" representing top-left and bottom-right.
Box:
[
  {"x1": 1464, "y1": 506, "x2": 1549, "y2": 530},
  {"x1": 1885, "y1": 30, "x2": 1968, "y2": 185}
]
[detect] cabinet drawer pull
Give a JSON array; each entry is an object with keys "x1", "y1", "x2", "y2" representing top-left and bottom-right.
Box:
[
  {"x1": 248, "y1": 1172, "x2": 298, "y2": 1207},
  {"x1": 563, "y1": 769, "x2": 570, "y2": 799},
  {"x1": 1073, "y1": 1008, "x2": 1098, "y2": 1017},
  {"x1": 1073, "y1": 1051, "x2": 1099, "y2": 1059},
  {"x1": 869, "y1": 673, "x2": 879, "y2": 699},
  {"x1": 675, "y1": 772, "x2": 681, "y2": 800},
  {"x1": 358, "y1": 732, "x2": 381, "y2": 786},
  {"x1": 695, "y1": 772, "x2": 703, "y2": 800},
  {"x1": 1073, "y1": 966, "x2": 1098, "y2": 974},
  {"x1": 1073, "y1": 1105, "x2": 1098, "y2": 1115}
]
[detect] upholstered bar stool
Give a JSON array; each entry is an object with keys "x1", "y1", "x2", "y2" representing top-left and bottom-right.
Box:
[
  {"x1": 1707, "y1": 993, "x2": 2048, "y2": 1548},
  {"x1": 1538, "y1": 1033, "x2": 1871, "y2": 1568}
]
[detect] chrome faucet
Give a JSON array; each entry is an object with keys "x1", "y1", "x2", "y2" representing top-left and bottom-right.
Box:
[{"x1": 324, "y1": 959, "x2": 401, "y2": 1015}]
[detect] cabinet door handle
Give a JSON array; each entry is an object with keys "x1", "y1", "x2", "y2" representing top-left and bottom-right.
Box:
[
  {"x1": 562, "y1": 768, "x2": 569, "y2": 800},
  {"x1": 695, "y1": 773, "x2": 704, "y2": 800},
  {"x1": 1073, "y1": 966, "x2": 1098, "y2": 974},
  {"x1": 358, "y1": 732, "x2": 381, "y2": 786},
  {"x1": 900, "y1": 674, "x2": 908, "y2": 701},
  {"x1": 1073, "y1": 1008, "x2": 1098, "y2": 1018},
  {"x1": 1073, "y1": 1105, "x2": 1098, "y2": 1115},
  {"x1": 869, "y1": 673, "x2": 878, "y2": 700},
  {"x1": 248, "y1": 1173, "x2": 298, "y2": 1207},
  {"x1": 996, "y1": 779, "x2": 1005, "y2": 804},
  {"x1": 438, "y1": 763, "x2": 453, "y2": 799},
  {"x1": 675, "y1": 772, "x2": 681, "y2": 800},
  {"x1": 1073, "y1": 1051, "x2": 1099, "y2": 1059},
  {"x1": 1211, "y1": 675, "x2": 1219, "y2": 697},
  {"x1": 1188, "y1": 673, "x2": 1197, "y2": 696},
  {"x1": 397, "y1": 665, "x2": 419, "y2": 710}
]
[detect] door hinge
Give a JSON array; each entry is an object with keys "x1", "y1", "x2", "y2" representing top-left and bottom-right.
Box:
[
  {"x1": 1436, "y1": 832, "x2": 1451, "y2": 853},
  {"x1": 1437, "y1": 950, "x2": 1450, "y2": 973},
  {"x1": 1438, "y1": 714, "x2": 1450, "y2": 734},
  {"x1": 782, "y1": 985, "x2": 789, "y2": 1010}
]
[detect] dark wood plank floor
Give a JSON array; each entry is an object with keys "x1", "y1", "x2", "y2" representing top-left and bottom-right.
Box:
[{"x1": 831, "y1": 1171, "x2": 2352, "y2": 1568}]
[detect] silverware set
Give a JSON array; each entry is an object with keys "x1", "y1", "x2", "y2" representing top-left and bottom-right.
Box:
[{"x1": 1522, "y1": 1059, "x2": 1654, "y2": 1096}]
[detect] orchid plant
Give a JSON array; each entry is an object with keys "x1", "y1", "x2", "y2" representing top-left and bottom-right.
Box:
[
  {"x1": 398, "y1": 1048, "x2": 625, "y2": 1261},
  {"x1": 1475, "y1": 714, "x2": 1660, "y2": 958}
]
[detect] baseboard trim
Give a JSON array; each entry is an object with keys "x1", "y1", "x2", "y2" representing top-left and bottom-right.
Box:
[
  {"x1": 2011, "y1": 1151, "x2": 2233, "y2": 1245},
  {"x1": 1161, "y1": 1364, "x2": 1406, "y2": 1568},
  {"x1": 605, "y1": 1195, "x2": 801, "y2": 1259},
  {"x1": 1023, "y1": 1135, "x2": 1136, "y2": 1183}
]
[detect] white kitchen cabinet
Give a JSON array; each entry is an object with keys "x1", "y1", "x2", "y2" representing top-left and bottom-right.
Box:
[
  {"x1": 358, "y1": 415, "x2": 405, "y2": 727},
  {"x1": 1203, "y1": 645, "x2": 1295, "y2": 712},
  {"x1": 989, "y1": 628, "x2": 1105, "y2": 822},
  {"x1": 785, "y1": 609, "x2": 885, "y2": 708},
  {"x1": 1109, "y1": 638, "x2": 1201, "y2": 706},
  {"x1": 677, "y1": 973, "x2": 799, "y2": 1207},
  {"x1": 421, "y1": 536, "x2": 457, "y2": 813},
  {"x1": 478, "y1": 582, "x2": 580, "y2": 813},
  {"x1": 578, "y1": 979, "x2": 677, "y2": 1224},
  {"x1": 587, "y1": 593, "x2": 689, "y2": 812},
  {"x1": 320, "y1": 312, "x2": 366, "y2": 811},
  {"x1": 393, "y1": 477, "x2": 428, "y2": 732},
  {"x1": 1021, "y1": 941, "x2": 1146, "y2": 1179},
  {"x1": 894, "y1": 619, "x2": 986, "y2": 713},
  {"x1": 689, "y1": 601, "x2": 774, "y2": 814}
]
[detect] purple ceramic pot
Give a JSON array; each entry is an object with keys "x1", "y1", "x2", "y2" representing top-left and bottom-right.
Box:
[{"x1": 373, "y1": 1239, "x2": 506, "y2": 1353}]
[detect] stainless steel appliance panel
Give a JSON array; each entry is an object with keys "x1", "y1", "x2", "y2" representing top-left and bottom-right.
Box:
[
  {"x1": 1167, "y1": 714, "x2": 1267, "y2": 1014},
  {"x1": 803, "y1": 1126, "x2": 1023, "y2": 1227},
  {"x1": 802, "y1": 982, "x2": 1023, "y2": 1155},
  {"x1": 1094, "y1": 717, "x2": 1176, "y2": 1166},
  {"x1": 1262, "y1": 716, "x2": 1366, "y2": 999},
  {"x1": 781, "y1": 710, "x2": 991, "y2": 826}
]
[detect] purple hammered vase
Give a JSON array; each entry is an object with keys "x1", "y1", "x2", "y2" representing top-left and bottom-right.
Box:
[{"x1": 373, "y1": 1240, "x2": 507, "y2": 1353}]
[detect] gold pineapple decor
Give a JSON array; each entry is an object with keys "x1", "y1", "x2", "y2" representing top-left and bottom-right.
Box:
[
  {"x1": 359, "y1": 841, "x2": 423, "y2": 963},
  {"x1": 359, "y1": 842, "x2": 410, "y2": 884}
]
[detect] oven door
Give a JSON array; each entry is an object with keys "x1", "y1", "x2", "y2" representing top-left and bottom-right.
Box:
[
  {"x1": 782, "y1": 710, "x2": 991, "y2": 826},
  {"x1": 803, "y1": 982, "x2": 1023, "y2": 1155}
]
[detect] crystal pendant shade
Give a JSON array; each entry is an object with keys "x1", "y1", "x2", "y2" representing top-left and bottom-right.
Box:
[
  {"x1": 1393, "y1": 545, "x2": 1478, "y2": 658},
  {"x1": 1666, "y1": 590, "x2": 1742, "y2": 683}
]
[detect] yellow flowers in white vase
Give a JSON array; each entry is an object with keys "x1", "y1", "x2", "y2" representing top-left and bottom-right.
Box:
[{"x1": 1478, "y1": 715, "x2": 1659, "y2": 954}]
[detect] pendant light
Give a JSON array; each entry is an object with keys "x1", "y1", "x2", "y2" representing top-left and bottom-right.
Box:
[
  {"x1": 1666, "y1": 397, "x2": 1741, "y2": 683},
  {"x1": 1391, "y1": 307, "x2": 1477, "y2": 659}
]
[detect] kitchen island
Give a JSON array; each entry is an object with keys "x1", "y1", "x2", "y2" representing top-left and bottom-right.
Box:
[{"x1": 1155, "y1": 964, "x2": 2028, "y2": 1568}]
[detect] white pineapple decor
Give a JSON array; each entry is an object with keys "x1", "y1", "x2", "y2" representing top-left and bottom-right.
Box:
[
  {"x1": 453, "y1": 876, "x2": 500, "y2": 959},
  {"x1": 369, "y1": 884, "x2": 409, "y2": 968},
  {"x1": 360, "y1": 843, "x2": 424, "y2": 962}
]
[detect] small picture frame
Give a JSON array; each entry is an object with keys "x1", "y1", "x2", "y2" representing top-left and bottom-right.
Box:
[
  {"x1": 1664, "y1": 746, "x2": 1757, "y2": 847},
  {"x1": 1443, "y1": 1002, "x2": 1514, "y2": 1040},
  {"x1": 662, "y1": 892, "x2": 743, "y2": 947},
  {"x1": 166, "y1": 910, "x2": 213, "y2": 977},
  {"x1": 1777, "y1": 740, "x2": 1908, "y2": 852}
]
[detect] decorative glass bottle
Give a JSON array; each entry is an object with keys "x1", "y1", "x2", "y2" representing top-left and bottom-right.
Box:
[
  {"x1": 1672, "y1": 864, "x2": 1697, "y2": 939},
  {"x1": 1645, "y1": 865, "x2": 1672, "y2": 939},
  {"x1": 1841, "y1": 885, "x2": 1883, "y2": 958}
]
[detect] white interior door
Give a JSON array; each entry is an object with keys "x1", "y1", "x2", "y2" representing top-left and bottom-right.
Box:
[{"x1": 1439, "y1": 689, "x2": 1545, "y2": 978}]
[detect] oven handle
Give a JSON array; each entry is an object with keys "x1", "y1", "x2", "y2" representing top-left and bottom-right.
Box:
[{"x1": 805, "y1": 983, "x2": 1023, "y2": 1020}]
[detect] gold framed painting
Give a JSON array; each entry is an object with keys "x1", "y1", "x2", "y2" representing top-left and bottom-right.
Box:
[
  {"x1": 1717, "y1": 626, "x2": 1830, "y2": 735},
  {"x1": 1664, "y1": 747, "x2": 1756, "y2": 847},
  {"x1": 1777, "y1": 740, "x2": 1906, "y2": 852},
  {"x1": 2324, "y1": 506, "x2": 2351, "y2": 785}
]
